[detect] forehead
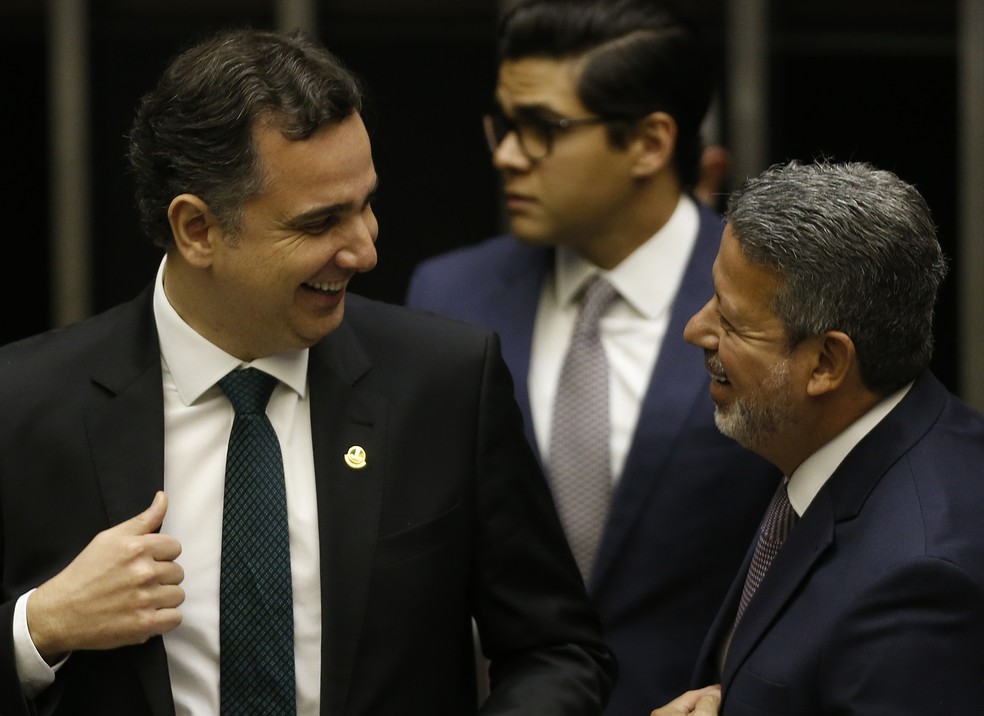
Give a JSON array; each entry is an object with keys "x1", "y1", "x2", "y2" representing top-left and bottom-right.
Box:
[
  {"x1": 714, "y1": 224, "x2": 784, "y2": 326},
  {"x1": 252, "y1": 113, "x2": 376, "y2": 208},
  {"x1": 496, "y1": 56, "x2": 587, "y2": 114}
]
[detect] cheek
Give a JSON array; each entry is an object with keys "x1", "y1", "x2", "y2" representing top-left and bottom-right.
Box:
[{"x1": 718, "y1": 339, "x2": 763, "y2": 386}]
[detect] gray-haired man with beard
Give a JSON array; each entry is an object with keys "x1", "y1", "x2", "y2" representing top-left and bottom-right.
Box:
[{"x1": 652, "y1": 160, "x2": 984, "y2": 715}]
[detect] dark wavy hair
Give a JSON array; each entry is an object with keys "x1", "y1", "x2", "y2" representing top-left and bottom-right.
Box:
[
  {"x1": 128, "y1": 28, "x2": 364, "y2": 248},
  {"x1": 497, "y1": 0, "x2": 711, "y2": 189}
]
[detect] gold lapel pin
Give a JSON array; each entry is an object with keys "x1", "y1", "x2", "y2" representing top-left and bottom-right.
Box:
[{"x1": 344, "y1": 445, "x2": 368, "y2": 470}]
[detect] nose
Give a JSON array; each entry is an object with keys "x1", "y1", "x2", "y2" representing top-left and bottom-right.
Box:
[
  {"x1": 335, "y1": 210, "x2": 378, "y2": 273},
  {"x1": 683, "y1": 298, "x2": 719, "y2": 350},
  {"x1": 491, "y1": 131, "x2": 532, "y2": 173}
]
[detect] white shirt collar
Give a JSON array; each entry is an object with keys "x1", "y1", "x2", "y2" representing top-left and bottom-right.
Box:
[
  {"x1": 552, "y1": 194, "x2": 700, "y2": 318},
  {"x1": 152, "y1": 257, "x2": 308, "y2": 406},
  {"x1": 787, "y1": 381, "x2": 913, "y2": 516}
]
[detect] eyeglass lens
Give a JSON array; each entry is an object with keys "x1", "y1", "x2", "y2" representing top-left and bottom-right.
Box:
[{"x1": 483, "y1": 111, "x2": 551, "y2": 160}]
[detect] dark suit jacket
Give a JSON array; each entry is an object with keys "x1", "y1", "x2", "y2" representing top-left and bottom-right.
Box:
[
  {"x1": 0, "y1": 288, "x2": 616, "y2": 716},
  {"x1": 405, "y1": 204, "x2": 781, "y2": 714},
  {"x1": 692, "y1": 371, "x2": 984, "y2": 714}
]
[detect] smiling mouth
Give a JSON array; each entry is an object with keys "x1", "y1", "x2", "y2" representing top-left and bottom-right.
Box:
[
  {"x1": 705, "y1": 353, "x2": 730, "y2": 384},
  {"x1": 304, "y1": 280, "x2": 346, "y2": 293}
]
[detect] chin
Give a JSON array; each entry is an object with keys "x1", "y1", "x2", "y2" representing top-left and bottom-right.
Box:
[{"x1": 507, "y1": 216, "x2": 548, "y2": 243}]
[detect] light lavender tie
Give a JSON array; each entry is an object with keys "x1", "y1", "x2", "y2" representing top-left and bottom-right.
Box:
[
  {"x1": 548, "y1": 276, "x2": 619, "y2": 581},
  {"x1": 734, "y1": 480, "x2": 798, "y2": 625}
]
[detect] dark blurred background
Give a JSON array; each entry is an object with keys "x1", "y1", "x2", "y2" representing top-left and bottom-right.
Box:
[{"x1": 4, "y1": 0, "x2": 981, "y2": 408}]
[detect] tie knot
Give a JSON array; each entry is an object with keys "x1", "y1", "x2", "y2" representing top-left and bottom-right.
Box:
[
  {"x1": 761, "y1": 483, "x2": 798, "y2": 543},
  {"x1": 219, "y1": 367, "x2": 277, "y2": 415},
  {"x1": 576, "y1": 277, "x2": 618, "y2": 329}
]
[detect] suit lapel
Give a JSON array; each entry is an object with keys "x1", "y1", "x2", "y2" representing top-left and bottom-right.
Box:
[
  {"x1": 476, "y1": 243, "x2": 552, "y2": 458},
  {"x1": 84, "y1": 288, "x2": 176, "y2": 716},
  {"x1": 592, "y1": 208, "x2": 723, "y2": 587},
  {"x1": 691, "y1": 536, "x2": 752, "y2": 686},
  {"x1": 307, "y1": 315, "x2": 384, "y2": 715},
  {"x1": 720, "y1": 495, "x2": 834, "y2": 690}
]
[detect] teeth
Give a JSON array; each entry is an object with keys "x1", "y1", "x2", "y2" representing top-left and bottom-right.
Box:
[
  {"x1": 307, "y1": 281, "x2": 345, "y2": 292},
  {"x1": 705, "y1": 357, "x2": 728, "y2": 383}
]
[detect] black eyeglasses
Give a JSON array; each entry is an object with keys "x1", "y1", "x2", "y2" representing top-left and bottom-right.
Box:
[{"x1": 482, "y1": 109, "x2": 612, "y2": 161}]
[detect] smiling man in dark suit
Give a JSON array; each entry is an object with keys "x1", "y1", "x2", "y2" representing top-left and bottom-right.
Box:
[
  {"x1": 651, "y1": 160, "x2": 984, "y2": 714},
  {"x1": 0, "y1": 28, "x2": 615, "y2": 716}
]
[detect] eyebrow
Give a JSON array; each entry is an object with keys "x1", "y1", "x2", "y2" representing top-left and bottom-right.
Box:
[
  {"x1": 494, "y1": 98, "x2": 566, "y2": 119},
  {"x1": 284, "y1": 177, "x2": 379, "y2": 229}
]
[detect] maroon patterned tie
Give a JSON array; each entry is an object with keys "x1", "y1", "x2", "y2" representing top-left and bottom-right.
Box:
[{"x1": 734, "y1": 480, "x2": 798, "y2": 625}]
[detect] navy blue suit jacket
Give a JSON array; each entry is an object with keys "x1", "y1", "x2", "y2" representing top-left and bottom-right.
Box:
[
  {"x1": 0, "y1": 288, "x2": 616, "y2": 715},
  {"x1": 691, "y1": 371, "x2": 984, "y2": 713},
  {"x1": 406, "y1": 204, "x2": 781, "y2": 714}
]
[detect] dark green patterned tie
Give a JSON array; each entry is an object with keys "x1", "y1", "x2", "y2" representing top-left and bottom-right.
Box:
[{"x1": 218, "y1": 368, "x2": 296, "y2": 715}]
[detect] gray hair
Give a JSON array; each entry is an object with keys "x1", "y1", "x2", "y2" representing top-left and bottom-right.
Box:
[{"x1": 727, "y1": 160, "x2": 947, "y2": 394}]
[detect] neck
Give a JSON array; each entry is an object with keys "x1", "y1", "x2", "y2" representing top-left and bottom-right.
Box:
[
  {"x1": 579, "y1": 180, "x2": 683, "y2": 270},
  {"x1": 766, "y1": 387, "x2": 885, "y2": 477},
  {"x1": 163, "y1": 253, "x2": 255, "y2": 361}
]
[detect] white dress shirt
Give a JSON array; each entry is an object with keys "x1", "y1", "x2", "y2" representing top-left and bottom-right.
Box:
[
  {"x1": 155, "y1": 258, "x2": 322, "y2": 714},
  {"x1": 529, "y1": 194, "x2": 700, "y2": 481},
  {"x1": 14, "y1": 257, "x2": 323, "y2": 713}
]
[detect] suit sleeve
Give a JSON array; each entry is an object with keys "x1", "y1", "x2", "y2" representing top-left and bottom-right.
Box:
[{"x1": 469, "y1": 331, "x2": 617, "y2": 715}]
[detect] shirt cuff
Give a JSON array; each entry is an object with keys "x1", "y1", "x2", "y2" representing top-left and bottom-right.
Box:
[{"x1": 14, "y1": 589, "x2": 62, "y2": 698}]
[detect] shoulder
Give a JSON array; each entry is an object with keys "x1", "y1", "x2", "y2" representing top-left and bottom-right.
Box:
[
  {"x1": 408, "y1": 234, "x2": 548, "y2": 287},
  {"x1": 406, "y1": 235, "x2": 551, "y2": 314},
  {"x1": 843, "y1": 375, "x2": 984, "y2": 570},
  {"x1": 334, "y1": 294, "x2": 512, "y2": 398},
  {"x1": 413, "y1": 234, "x2": 521, "y2": 272},
  {"x1": 0, "y1": 290, "x2": 153, "y2": 381},
  {"x1": 345, "y1": 293, "x2": 497, "y2": 355}
]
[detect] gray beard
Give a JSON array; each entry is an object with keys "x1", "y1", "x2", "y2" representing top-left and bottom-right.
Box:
[{"x1": 714, "y1": 359, "x2": 795, "y2": 450}]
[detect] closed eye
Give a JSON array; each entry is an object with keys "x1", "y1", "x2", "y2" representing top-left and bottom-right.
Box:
[
  {"x1": 718, "y1": 310, "x2": 736, "y2": 334},
  {"x1": 299, "y1": 216, "x2": 339, "y2": 235}
]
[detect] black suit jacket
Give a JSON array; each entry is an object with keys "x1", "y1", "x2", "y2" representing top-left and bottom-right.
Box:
[{"x1": 0, "y1": 287, "x2": 616, "y2": 715}]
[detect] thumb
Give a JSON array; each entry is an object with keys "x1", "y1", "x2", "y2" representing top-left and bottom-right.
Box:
[{"x1": 115, "y1": 491, "x2": 168, "y2": 536}]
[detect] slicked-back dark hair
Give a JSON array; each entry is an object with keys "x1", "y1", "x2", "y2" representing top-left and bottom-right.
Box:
[
  {"x1": 128, "y1": 28, "x2": 364, "y2": 248},
  {"x1": 497, "y1": 0, "x2": 711, "y2": 188}
]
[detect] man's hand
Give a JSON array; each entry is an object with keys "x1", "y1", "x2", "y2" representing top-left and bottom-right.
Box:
[
  {"x1": 651, "y1": 685, "x2": 721, "y2": 716},
  {"x1": 26, "y1": 491, "x2": 184, "y2": 662}
]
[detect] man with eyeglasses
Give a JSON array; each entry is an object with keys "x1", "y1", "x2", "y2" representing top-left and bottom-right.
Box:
[{"x1": 406, "y1": 1, "x2": 780, "y2": 714}]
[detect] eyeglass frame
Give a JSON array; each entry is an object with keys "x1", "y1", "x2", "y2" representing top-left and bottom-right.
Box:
[{"x1": 482, "y1": 108, "x2": 622, "y2": 161}]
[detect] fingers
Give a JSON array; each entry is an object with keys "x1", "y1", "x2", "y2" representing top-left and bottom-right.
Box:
[
  {"x1": 112, "y1": 491, "x2": 168, "y2": 536},
  {"x1": 651, "y1": 685, "x2": 722, "y2": 716},
  {"x1": 106, "y1": 491, "x2": 181, "y2": 561},
  {"x1": 692, "y1": 687, "x2": 721, "y2": 715},
  {"x1": 26, "y1": 492, "x2": 185, "y2": 658}
]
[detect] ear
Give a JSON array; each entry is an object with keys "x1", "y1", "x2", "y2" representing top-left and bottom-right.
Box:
[
  {"x1": 805, "y1": 330, "x2": 856, "y2": 397},
  {"x1": 629, "y1": 111, "x2": 677, "y2": 178},
  {"x1": 167, "y1": 193, "x2": 223, "y2": 268}
]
